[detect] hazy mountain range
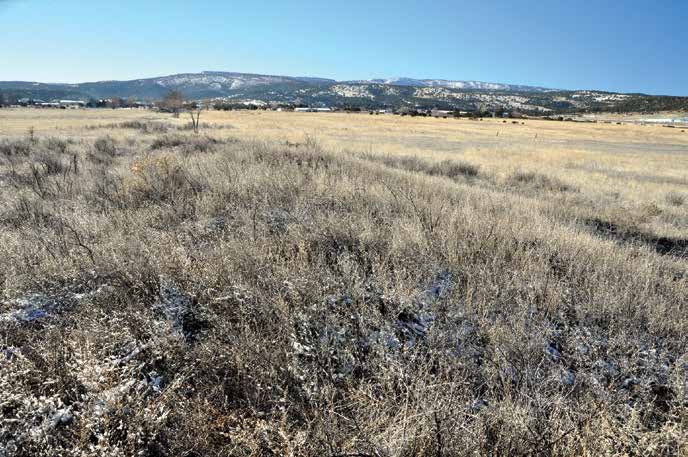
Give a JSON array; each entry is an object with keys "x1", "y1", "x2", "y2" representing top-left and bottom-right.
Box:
[{"x1": 1, "y1": 71, "x2": 686, "y2": 114}]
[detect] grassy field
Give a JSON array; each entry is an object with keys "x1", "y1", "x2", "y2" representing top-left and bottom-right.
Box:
[{"x1": 1, "y1": 108, "x2": 687, "y2": 455}]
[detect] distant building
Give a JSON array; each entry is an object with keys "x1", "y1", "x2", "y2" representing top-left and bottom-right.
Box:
[
  {"x1": 59, "y1": 100, "x2": 86, "y2": 108},
  {"x1": 431, "y1": 109, "x2": 452, "y2": 118},
  {"x1": 294, "y1": 107, "x2": 332, "y2": 113}
]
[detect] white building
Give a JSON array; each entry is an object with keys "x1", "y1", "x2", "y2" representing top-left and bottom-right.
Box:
[
  {"x1": 294, "y1": 107, "x2": 332, "y2": 113},
  {"x1": 59, "y1": 100, "x2": 86, "y2": 109}
]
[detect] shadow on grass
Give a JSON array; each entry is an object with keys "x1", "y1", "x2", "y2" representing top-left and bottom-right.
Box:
[{"x1": 585, "y1": 218, "x2": 688, "y2": 257}]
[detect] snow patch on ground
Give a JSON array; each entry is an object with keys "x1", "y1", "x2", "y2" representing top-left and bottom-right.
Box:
[
  {"x1": 329, "y1": 84, "x2": 375, "y2": 99},
  {"x1": 0, "y1": 289, "x2": 100, "y2": 325}
]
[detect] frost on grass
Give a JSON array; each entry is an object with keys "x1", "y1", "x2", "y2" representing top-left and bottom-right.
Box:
[
  {"x1": 154, "y1": 279, "x2": 207, "y2": 342},
  {"x1": 0, "y1": 280, "x2": 194, "y2": 456},
  {"x1": 395, "y1": 270, "x2": 452, "y2": 348},
  {"x1": 0, "y1": 314, "x2": 177, "y2": 456},
  {"x1": 289, "y1": 270, "x2": 454, "y2": 392},
  {"x1": 0, "y1": 289, "x2": 98, "y2": 326}
]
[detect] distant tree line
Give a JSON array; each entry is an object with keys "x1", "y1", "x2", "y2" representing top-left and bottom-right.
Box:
[
  {"x1": 4, "y1": 87, "x2": 686, "y2": 114},
  {"x1": 213, "y1": 102, "x2": 262, "y2": 111},
  {"x1": 0, "y1": 90, "x2": 18, "y2": 107}
]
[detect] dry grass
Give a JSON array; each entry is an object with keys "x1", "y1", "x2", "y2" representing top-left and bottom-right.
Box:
[{"x1": 0, "y1": 108, "x2": 687, "y2": 456}]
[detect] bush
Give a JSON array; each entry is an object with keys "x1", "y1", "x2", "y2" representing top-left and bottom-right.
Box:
[
  {"x1": 118, "y1": 120, "x2": 172, "y2": 133},
  {"x1": 0, "y1": 138, "x2": 32, "y2": 157},
  {"x1": 43, "y1": 137, "x2": 71, "y2": 155},
  {"x1": 93, "y1": 136, "x2": 118, "y2": 157},
  {"x1": 151, "y1": 134, "x2": 222, "y2": 154},
  {"x1": 35, "y1": 153, "x2": 72, "y2": 176},
  {"x1": 665, "y1": 191, "x2": 686, "y2": 207},
  {"x1": 508, "y1": 170, "x2": 575, "y2": 192},
  {"x1": 370, "y1": 155, "x2": 480, "y2": 180},
  {"x1": 150, "y1": 134, "x2": 187, "y2": 150},
  {"x1": 125, "y1": 153, "x2": 204, "y2": 206},
  {"x1": 430, "y1": 159, "x2": 479, "y2": 178}
]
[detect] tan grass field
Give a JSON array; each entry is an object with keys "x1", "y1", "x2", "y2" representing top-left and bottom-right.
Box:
[
  {"x1": 1, "y1": 107, "x2": 687, "y2": 455},
  {"x1": 3, "y1": 107, "x2": 688, "y2": 237}
]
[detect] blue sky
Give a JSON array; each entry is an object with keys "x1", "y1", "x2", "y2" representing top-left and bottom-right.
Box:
[{"x1": 1, "y1": 0, "x2": 686, "y2": 95}]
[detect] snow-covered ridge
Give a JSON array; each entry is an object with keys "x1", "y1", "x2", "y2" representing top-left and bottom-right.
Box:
[
  {"x1": 328, "y1": 84, "x2": 375, "y2": 99},
  {"x1": 107, "y1": 71, "x2": 552, "y2": 93},
  {"x1": 153, "y1": 73, "x2": 294, "y2": 90},
  {"x1": 352, "y1": 77, "x2": 550, "y2": 92}
]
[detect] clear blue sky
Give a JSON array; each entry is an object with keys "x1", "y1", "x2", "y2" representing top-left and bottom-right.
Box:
[{"x1": 1, "y1": 0, "x2": 686, "y2": 95}]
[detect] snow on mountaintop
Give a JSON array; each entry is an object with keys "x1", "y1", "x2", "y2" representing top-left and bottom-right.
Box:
[
  {"x1": 149, "y1": 72, "x2": 550, "y2": 93},
  {"x1": 153, "y1": 72, "x2": 295, "y2": 89},
  {"x1": 355, "y1": 77, "x2": 550, "y2": 92},
  {"x1": 152, "y1": 71, "x2": 335, "y2": 88},
  {"x1": 3, "y1": 71, "x2": 682, "y2": 114},
  {"x1": 153, "y1": 71, "x2": 547, "y2": 92}
]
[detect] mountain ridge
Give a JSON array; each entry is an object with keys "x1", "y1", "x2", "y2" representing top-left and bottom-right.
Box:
[
  {"x1": 1, "y1": 71, "x2": 687, "y2": 114},
  {"x1": 0, "y1": 71, "x2": 545, "y2": 91}
]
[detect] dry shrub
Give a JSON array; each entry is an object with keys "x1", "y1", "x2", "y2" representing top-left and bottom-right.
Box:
[
  {"x1": 433, "y1": 159, "x2": 480, "y2": 178},
  {"x1": 508, "y1": 170, "x2": 576, "y2": 192},
  {"x1": 87, "y1": 120, "x2": 174, "y2": 133},
  {"x1": 178, "y1": 121, "x2": 232, "y2": 131},
  {"x1": 93, "y1": 136, "x2": 118, "y2": 157},
  {"x1": 371, "y1": 155, "x2": 479, "y2": 180},
  {"x1": 117, "y1": 120, "x2": 172, "y2": 133},
  {"x1": 665, "y1": 191, "x2": 686, "y2": 207},
  {"x1": 124, "y1": 153, "x2": 204, "y2": 206},
  {"x1": 0, "y1": 138, "x2": 32, "y2": 157},
  {"x1": 43, "y1": 137, "x2": 71, "y2": 155},
  {"x1": 5, "y1": 150, "x2": 78, "y2": 200},
  {"x1": 34, "y1": 153, "x2": 73, "y2": 176},
  {"x1": 150, "y1": 134, "x2": 189, "y2": 150},
  {"x1": 151, "y1": 133, "x2": 218, "y2": 151}
]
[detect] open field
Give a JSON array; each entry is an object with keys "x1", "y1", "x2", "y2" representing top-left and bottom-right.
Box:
[
  {"x1": 1, "y1": 108, "x2": 687, "y2": 455},
  {"x1": 3, "y1": 108, "x2": 688, "y2": 238}
]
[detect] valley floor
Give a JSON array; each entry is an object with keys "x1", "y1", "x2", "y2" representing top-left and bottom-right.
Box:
[{"x1": 0, "y1": 108, "x2": 686, "y2": 455}]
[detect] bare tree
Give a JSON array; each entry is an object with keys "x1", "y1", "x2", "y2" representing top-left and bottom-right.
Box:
[
  {"x1": 188, "y1": 101, "x2": 211, "y2": 133},
  {"x1": 160, "y1": 90, "x2": 185, "y2": 118},
  {"x1": 109, "y1": 96, "x2": 123, "y2": 109},
  {"x1": 189, "y1": 107, "x2": 201, "y2": 134}
]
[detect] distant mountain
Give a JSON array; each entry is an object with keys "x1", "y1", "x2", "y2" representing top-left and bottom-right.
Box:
[
  {"x1": 0, "y1": 72, "x2": 335, "y2": 100},
  {"x1": 352, "y1": 77, "x2": 550, "y2": 92},
  {"x1": 1, "y1": 71, "x2": 687, "y2": 114}
]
